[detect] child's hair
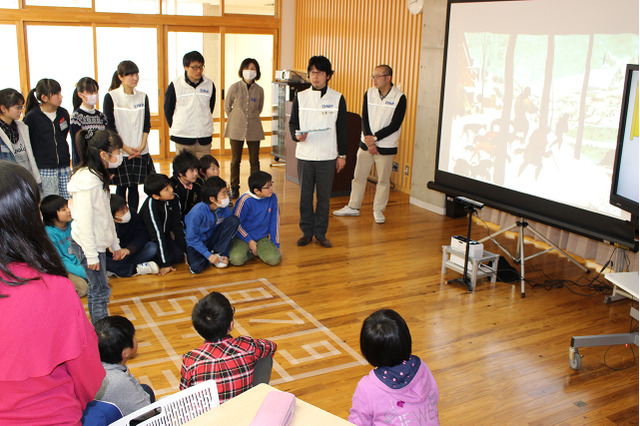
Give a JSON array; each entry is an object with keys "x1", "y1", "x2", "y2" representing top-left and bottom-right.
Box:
[
  {"x1": 24, "y1": 78, "x2": 62, "y2": 116},
  {"x1": 72, "y1": 77, "x2": 99, "y2": 111},
  {"x1": 0, "y1": 161, "x2": 66, "y2": 287},
  {"x1": 110, "y1": 194, "x2": 127, "y2": 217},
  {"x1": 248, "y1": 171, "x2": 272, "y2": 195},
  {"x1": 172, "y1": 150, "x2": 201, "y2": 178},
  {"x1": 192, "y1": 291, "x2": 234, "y2": 342},
  {"x1": 0, "y1": 88, "x2": 25, "y2": 114},
  {"x1": 360, "y1": 309, "x2": 412, "y2": 367},
  {"x1": 199, "y1": 155, "x2": 219, "y2": 175},
  {"x1": 73, "y1": 129, "x2": 124, "y2": 191},
  {"x1": 94, "y1": 315, "x2": 136, "y2": 364},
  {"x1": 144, "y1": 173, "x2": 171, "y2": 197},
  {"x1": 183, "y1": 51, "x2": 205, "y2": 67},
  {"x1": 40, "y1": 195, "x2": 68, "y2": 227},
  {"x1": 200, "y1": 176, "x2": 227, "y2": 205},
  {"x1": 238, "y1": 58, "x2": 261, "y2": 81},
  {"x1": 307, "y1": 55, "x2": 333, "y2": 78},
  {"x1": 109, "y1": 60, "x2": 139, "y2": 91}
]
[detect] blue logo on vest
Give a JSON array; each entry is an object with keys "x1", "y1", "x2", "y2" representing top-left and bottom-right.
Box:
[
  {"x1": 322, "y1": 104, "x2": 334, "y2": 108},
  {"x1": 200, "y1": 89, "x2": 210, "y2": 94},
  {"x1": 134, "y1": 103, "x2": 144, "y2": 108},
  {"x1": 385, "y1": 101, "x2": 395, "y2": 105}
]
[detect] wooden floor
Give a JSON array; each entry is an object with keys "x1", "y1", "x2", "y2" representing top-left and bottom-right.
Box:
[{"x1": 105, "y1": 155, "x2": 638, "y2": 425}]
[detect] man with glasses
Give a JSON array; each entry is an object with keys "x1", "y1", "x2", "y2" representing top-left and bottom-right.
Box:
[
  {"x1": 289, "y1": 55, "x2": 347, "y2": 248},
  {"x1": 333, "y1": 65, "x2": 406, "y2": 224},
  {"x1": 164, "y1": 51, "x2": 216, "y2": 158}
]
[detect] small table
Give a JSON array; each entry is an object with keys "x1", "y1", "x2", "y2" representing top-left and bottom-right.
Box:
[
  {"x1": 569, "y1": 272, "x2": 639, "y2": 369},
  {"x1": 441, "y1": 245, "x2": 499, "y2": 290},
  {"x1": 184, "y1": 383, "x2": 353, "y2": 425}
]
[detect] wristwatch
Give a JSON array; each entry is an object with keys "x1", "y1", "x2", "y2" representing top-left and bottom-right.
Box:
[{"x1": 338, "y1": 155, "x2": 346, "y2": 159}]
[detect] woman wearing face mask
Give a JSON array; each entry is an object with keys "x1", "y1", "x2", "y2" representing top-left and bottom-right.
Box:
[
  {"x1": 105, "y1": 193, "x2": 159, "y2": 278},
  {"x1": 224, "y1": 58, "x2": 265, "y2": 199},
  {"x1": 70, "y1": 77, "x2": 109, "y2": 167}
]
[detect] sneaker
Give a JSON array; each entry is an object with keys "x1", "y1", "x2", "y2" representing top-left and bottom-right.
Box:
[
  {"x1": 333, "y1": 205, "x2": 360, "y2": 217},
  {"x1": 373, "y1": 211, "x2": 386, "y2": 224},
  {"x1": 211, "y1": 253, "x2": 229, "y2": 269},
  {"x1": 136, "y1": 261, "x2": 160, "y2": 275}
]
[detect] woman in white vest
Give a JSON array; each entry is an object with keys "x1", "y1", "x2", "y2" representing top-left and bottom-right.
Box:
[
  {"x1": 103, "y1": 60, "x2": 154, "y2": 213},
  {"x1": 224, "y1": 58, "x2": 265, "y2": 199}
]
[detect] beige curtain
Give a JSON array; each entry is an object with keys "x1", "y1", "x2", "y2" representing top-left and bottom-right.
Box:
[{"x1": 479, "y1": 207, "x2": 638, "y2": 272}]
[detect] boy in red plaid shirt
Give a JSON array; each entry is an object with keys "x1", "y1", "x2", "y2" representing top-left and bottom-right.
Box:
[{"x1": 180, "y1": 291, "x2": 277, "y2": 402}]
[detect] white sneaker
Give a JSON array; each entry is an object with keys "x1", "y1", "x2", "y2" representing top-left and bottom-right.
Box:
[
  {"x1": 136, "y1": 261, "x2": 160, "y2": 275},
  {"x1": 211, "y1": 253, "x2": 229, "y2": 269},
  {"x1": 373, "y1": 211, "x2": 386, "y2": 224},
  {"x1": 333, "y1": 205, "x2": 360, "y2": 217}
]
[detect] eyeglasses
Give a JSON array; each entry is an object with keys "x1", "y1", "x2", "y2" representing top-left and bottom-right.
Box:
[
  {"x1": 308, "y1": 70, "x2": 326, "y2": 76},
  {"x1": 189, "y1": 65, "x2": 205, "y2": 71},
  {"x1": 232, "y1": 306, "x2": 236, "y2": 315},
  {"x1": 371, "y1": 74, "x2": 390, "y2": 80}
]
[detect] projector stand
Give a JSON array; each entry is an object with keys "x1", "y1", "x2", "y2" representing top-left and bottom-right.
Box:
[
  {"x1": 478, "y1": 217, "x2": 588, "y2": 298},
  {"x1": 447, "y1": 205, "x2": 477, "y2": 292}
]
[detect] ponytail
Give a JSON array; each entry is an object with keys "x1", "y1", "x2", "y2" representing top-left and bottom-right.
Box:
[
  {"x1": 72, "y1": 88, "x2": 81, "y2": 111},
  {"x1": 73, "y1": 129, "x2": 124, "y2": 191},
  {"x1": 109, "y1": 61, "x2": 139, "y2": 91},
  {"x1": 24, "y1": 89, "x2": 39, "y2": 116},
  {"x1": 109, "y1": 70, "x2": 121, "y2": 91}
]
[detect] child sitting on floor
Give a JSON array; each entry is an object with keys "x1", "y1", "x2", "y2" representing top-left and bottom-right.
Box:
[
  {"x1": 139, "y1": 173, "x2": 186, "y2": 276},
  {"x1": 197, "y1": 154, "x2": 220, "y2": 183},
  {"x1": 169, "y1": 150, "x2": 201, "y2": 219},
  {"x1": 40, "y1": 194, "x2": 88, "y2": 297},
  {"x1": 180, "y1": 291, "x2": 277, "y2": 403},
  {"x1": 106, "y1": 194, "x2": 159, "y2": 277},
  {"x1": 184, "y1": 176, "x2": 239, "y2": 274},
  {"x1": 94, "y1": 315, "x2": 155, "y2": 416},
  {"x1": 229, "y1": 171, "x2": 281, "y2": 266},
  {"x1": 348, "y1": 309, "x2": 440, "y2": 426}
]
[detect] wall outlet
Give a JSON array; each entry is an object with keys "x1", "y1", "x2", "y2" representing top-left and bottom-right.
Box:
[
  {"x1": 392, "y1": 162, "x2": 399, "y2": 172},
  {"x1": 404, "y1": 165, "x2": 410, "y2": 175}
]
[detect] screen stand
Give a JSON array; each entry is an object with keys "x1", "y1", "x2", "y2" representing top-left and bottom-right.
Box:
[
  {"x1": 447, "y1": 205, "x2": 477, "y2": 292},
  {"x1": 478, "y1": 218, "x2": 588, "y2": 297}
]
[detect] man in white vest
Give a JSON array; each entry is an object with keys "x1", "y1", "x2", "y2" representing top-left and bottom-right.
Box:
[
  {"x1": 164, "y1": 51, "x2": 216, "y2": 158},
  {"x1": 289, "y1": 55, "x2": 348, "y2": 248},
  {"x1": 333, "y1": 65, "x2": 406, "y2": 224}
]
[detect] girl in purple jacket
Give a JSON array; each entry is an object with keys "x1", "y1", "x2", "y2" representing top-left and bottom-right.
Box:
[{"x1": 349, "y1": 309, "x2": 440, "y2": 426}]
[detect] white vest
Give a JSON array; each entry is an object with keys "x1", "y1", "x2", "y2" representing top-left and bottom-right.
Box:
[
  {"x1": 295, "y1": 87, "x2": 342, "y2": 161},
  {"x1": 361, "y1": 85, "x2": 404, "y2": 149},
  {"x1": 170, "y1": 76, "x2": 214, "y2": 139},
  {"x1": 109, "y1": 86, "x2": 148, "y2": 155}
]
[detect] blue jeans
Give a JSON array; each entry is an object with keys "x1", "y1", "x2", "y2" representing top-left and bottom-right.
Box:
[
  {"x1": 106, "y1": 241, "x2": 158, "y2": 277},
  {"x1": 186, "y1": 215, "x2": 239, "y2": 274},
  {"x1": 70, "y1": 241, "x2": 110, "y2": 324}
]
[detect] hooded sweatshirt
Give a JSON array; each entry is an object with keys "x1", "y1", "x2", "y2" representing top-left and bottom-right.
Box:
[{"x1": 349, "y1": 356, "x2": 439, "y2": 426}]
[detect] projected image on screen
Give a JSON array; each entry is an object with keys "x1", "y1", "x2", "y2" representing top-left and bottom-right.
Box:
[{"x1": 438, "y1": 0, "x2": 639, "y2": 221}]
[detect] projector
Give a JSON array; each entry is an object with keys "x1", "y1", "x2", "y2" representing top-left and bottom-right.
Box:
[
  {"x1": 274, "y1": 70, "x2": 306, "y2": 83},
  {"x1": 450, "y1": 236, "x2": 484, "y2": 267}
]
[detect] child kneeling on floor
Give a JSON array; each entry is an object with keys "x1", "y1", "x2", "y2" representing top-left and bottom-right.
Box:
[
  {"x1": 229, "y1": 171, "x2": 281, "y2": 266},
  {"x1": 106, "y1": 194, "x2": 159, "y2": 277},
  {"x1": 180, "y1": 291, "x2": 277, "y2": 403},
  {"x1": 94, "y1": 315, "x2": 155, "y2": 416},
  {"x1": 349, "y1": 309, "x2": 440, "y2": 426}
]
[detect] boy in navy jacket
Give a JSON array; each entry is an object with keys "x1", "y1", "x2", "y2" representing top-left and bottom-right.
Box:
[
  {"x1": 169, "y1": 150, "x2": 201, "y2": 220},
  {"x1": 140, "y1": 173, "x2": 186, "y2": 276},
  {"x1": 184, "y1": 177, "x2": 239, "y2": 274},
  {"x1": 229, "y1": 171, "x2": 281, "y2": 266}
]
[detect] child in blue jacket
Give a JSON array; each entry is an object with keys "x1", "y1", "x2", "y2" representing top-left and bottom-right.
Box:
[
  {"x1": 184, "y1": 176, "x2": 239, "y2": 274},
  {"x1": 229, "y1": 171, "x2": 281, "y2": 266},
  {"x1": 40, "y1": 195, "x2": 88, "y2": 297}
]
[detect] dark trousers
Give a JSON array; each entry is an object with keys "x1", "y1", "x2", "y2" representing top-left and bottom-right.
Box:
[
  {"x1": 116, "y1": 185, "x2": 140, "y2": 214},
  {"x1": 106, "y1": 241, "x2": 158, "y2": 277},
  {"x1": 230, "y1": 139, "x2": 260, "y2": 189},
  {"x1": 297, "y1": 159, "x2": 335, "y2": 240},
  {"x1": 156, "y1": 237, "x2": 185, "y2": 268},
  {"x1": 186, "y1": 215, "x2": 239, "y2": 274},
  {"x1": 252, "y1": 355, "x2": 273, "y2": 386}
]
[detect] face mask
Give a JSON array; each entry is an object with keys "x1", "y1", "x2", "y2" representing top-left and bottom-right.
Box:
[
  {"x1": 84, "y1": 94, "x2": 98, "y2": 106},
  {"x1": 242, "y1": 69, "x2": 257, "y2": 81},
  {"x1": 116, "y1": 210, "x2": 131, "y2": 223},
  {"x1": 108, "y1": 152, "x2": 123, "y2": 169},
  {"x1": 217, "y1": 197, "x2": 230, "y2": 208}
]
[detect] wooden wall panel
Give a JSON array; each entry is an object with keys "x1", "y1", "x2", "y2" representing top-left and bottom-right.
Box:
[{"x1": 294, "y1": 0, "x2": 422, "y2": 193}]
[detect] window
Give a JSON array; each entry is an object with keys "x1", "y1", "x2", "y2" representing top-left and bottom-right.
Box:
[
  {"x1": 0, "y1": 0, "x2": 18, "y2": 8},
  {"x1": 96, "y1": 27, "x2": 159, "y2": 113},
  {"x1": 27, "y1": 25, "x2": 94, "y2": 114},
  {"x1": 225, "y1": 0, "x2": 274, "y2": 16},
  {"x1": 0, "y1": 25, "x2": 20, "y2": 90},
  {"x1": 163, "y1": 0, "x2": 221, "y2": 16},
  {"x1": 95, "y1": 0, "x2": 159, "y2": 14},
  {"x1": 25, "y1": 0, "x2": 91, "y2": 7}
]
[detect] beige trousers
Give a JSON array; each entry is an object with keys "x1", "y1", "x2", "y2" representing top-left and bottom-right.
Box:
[
  {"x1": 68, "y1": 272, "x2": 88, "y2": 298},
  {"x1": 347, "y1": 148, "x2": 394, "y2": 212},
  {"x1": 175, "y1": 142, "x2": 212, "y2": 159}
]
